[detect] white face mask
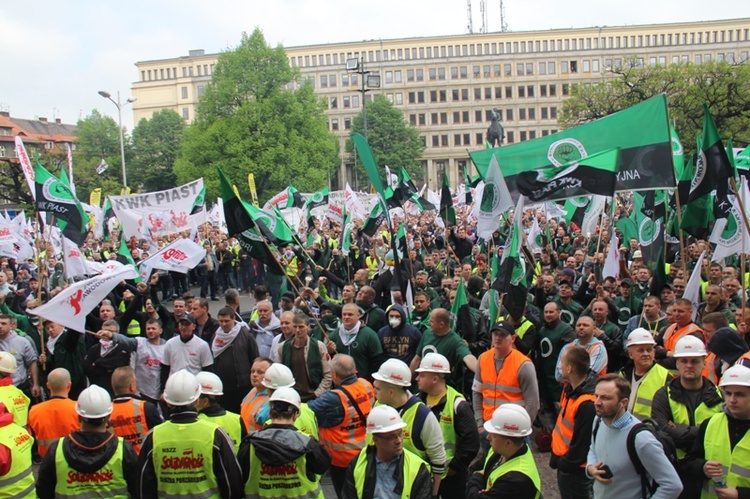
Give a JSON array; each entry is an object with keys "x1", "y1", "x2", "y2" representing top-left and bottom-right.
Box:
[{"x1": 389, "y1": 317, "x2": 401, "y2": 328}]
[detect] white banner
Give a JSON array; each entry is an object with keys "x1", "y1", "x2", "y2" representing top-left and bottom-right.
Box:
[
  {"x1": 14, "y1": 137, "x2": 35, "y2": 200},
  {"x1": 85, "y1": 259, "x2": 125, "y2": 276},
  {"x1": 137, "y1": 238, "x2": 205, "y2": 281},
  {"x1": 262, "y1": 188, "x2": 289, "y2": 212},
  {"x1": 28, "y1": 265, "x2": 138, "y2": 332},
  {"x1": 327, "y1": 201, "x2": 343, "y2": 224},
  {"x1": 0, "y1": 222, "x2": 17, "y2": 245},
  {"x1": 62, "y1": 237, "x2": 88, "y2": 279},
  {"x1": 345, "y1": 183, "x2": 366, "y2": 220},
  {"x1": 109, "y1": 179, "x2": 206, "y2": 239}
]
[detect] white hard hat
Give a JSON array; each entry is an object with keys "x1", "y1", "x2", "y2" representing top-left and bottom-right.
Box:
[
  {"x1": 76, "y1": 385, "x2": 113, "y2": 419},
  {"x1": 268, "y1": 386, "x2": 301, "y2": 410},
  {"x1": 720, "y1": 364, "x2": 750, "y2": 388},
  {"x1": 261, "y1": 363, "x2": 295, "y2": 390},
  {"x1": 484, "y1": 404, "x2": 533, "y2": 437},
  {"x1": 196, "y1": 371, "x2": 224, "y2": 396},
  {"x1": 415, "y1": 353, "x2": 451, "y2": 374},
  {"x1": 372, "y1": 359, "x2": 412, "y2": 387},
  {"x1": 626, "y1": 328, "x2": 656, "y2": 347},
  {"x1": 366, "y1": 405, "x2": 407, "y2": 434},
  {"x1": 673, "y1": 335, "x2": 707, "y2": 358},
  {"x1": 163, "y1": 370, "x2": 201, "y2": 406},
  {"x1": 0, "y1": 351, "x2": 17, "y2": 374}
]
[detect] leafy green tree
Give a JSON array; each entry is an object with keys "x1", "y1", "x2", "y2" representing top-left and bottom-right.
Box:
[
  {"x1": 130, "y1": 109, "x2": 185, "y2": 192},
  {"x1": 174, "y1": 28, "x2": 339, "y2": 203},
  {"x1": 346, "y1": 94, "x2": 425, "y2": 182},
  {"x1": 559, "y1": 60, "x2": 750, "y2": 155},
  {"x1": 73, "y1": 109, "x2": 130, "y2": 202}
]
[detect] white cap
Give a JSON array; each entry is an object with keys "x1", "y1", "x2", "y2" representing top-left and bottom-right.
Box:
[
  {"x1": 163, "y1": 370, "x2": 201, "y2": 406},
  {"x1": 196, "y1": 371, "x2": 224, "y2": 396},
  {"x1": 76, "y1": 385, "x2": 113, "y2": 419},
  {"x1": 626, "y1": 328, "x2": 656, "y2": 347},
  {"x1": 0, "y1": 351, "x2": 17, "y2": 374},
  {"x1": 483, "y1": 404, "x2": 533, "y2": 437},
  {"x1": 268, "y1": 386, "x2": 301, "y2": 410},
  {"x1": 720, "y1": 364, "x2": 750, "y2": 388},
  {"x1": 366, "y1": 405, "x2": 407, "y2": 434},
  {"x1": 673, "y1": 335, "x2": 707, "y2": 358},
  {"x1": 633, "y1": 250, "x2": 643, "y2": 259},
  {"x1": 261, "y1": 363, "x2": 295, "y2": 390},
  {"x1": 415, "y1": 353, "x2": 451, "y2": 374},
  {"x1": 372, "y1": 359, "x2": 412, "y2": 387}
]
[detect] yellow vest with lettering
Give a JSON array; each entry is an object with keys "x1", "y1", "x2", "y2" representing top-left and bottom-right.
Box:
[{"x1": 54, "y1": 436, "x2": 128, "y2": 498}]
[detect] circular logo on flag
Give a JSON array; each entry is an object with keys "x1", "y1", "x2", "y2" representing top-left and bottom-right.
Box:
[
  {"x1": 718, "y1": 206, "x2": 743, "y2": 247},
  {"x1": 479, "y1": 181, "x2": 499, "y2": 215},
  {"x1": 534, "y1": 232, "x2": 544, "y2": 248},
  {"x1": 671, "y1": 136, "x2": 683, "y2": 156},
  {"x1": 638, "y1": 217, "x2": 662, "y2": 246},
  {"x1": 311, "y1": 191, "x2": 324, "y2": 203},
  {"x1": 241, "y1": 229, "x2": 263, "y2": 242},
  {"x1": 548, "y1": 139, "x2": 587, "y2": 168},
  {"x1": 569, "y1": 196, "x2": 589, "y2": 208},
  {"x1": 255, "y1": 211, "x2": 277, "y2": 232},
  {"x1": 690, "y1": 152, "x2": 707, "y2": 193},
  {"x1": 42, "y1": 179, "x2": 73, "y2": 204}
]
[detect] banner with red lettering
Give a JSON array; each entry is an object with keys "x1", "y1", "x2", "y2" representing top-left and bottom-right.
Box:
[
  {"x1": 0, "y1": 221, "x2": 16, "y2": 245},
  {"x1": 14, "y1": 137, "x2": 35, "y2": 200},
  {"x1": 136, "y1": 238, "x2": 205, "y2": 281},
  {"x1": 28, "y1": 265, "x2": 139, "y2": 332},
  {"x1": 62, "y1": 237, "x2": 88, "y2": 279}
]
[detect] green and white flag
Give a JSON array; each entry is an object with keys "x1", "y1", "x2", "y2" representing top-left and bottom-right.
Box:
[
  {"x1": 450, "y1": 278, "x2": 469, "y2": 332},
  {"x1": 527, "y1": 217, "x2": 543, "y2": 253},
  {"x1": 476, "y1": 155, "x2": 513, "y2": 239},
  {"x1": 341, "y1": 205, "x2": 354, "y2": 256},
  {"x1": 710, "y1": 177, "x2": 750, "y2": 262},
  {"x1": 689, "y1": 104, "x2": 734, "y2": 202},
  {"x1": 35, "y1": 160, "x2": 87, "y2": 244},
  {"x1": 491, "y1": 195, "x2": 527, "y2": 321},
  {"x1": 471, "y1": 96, "x2": 674, "y2": 197}
]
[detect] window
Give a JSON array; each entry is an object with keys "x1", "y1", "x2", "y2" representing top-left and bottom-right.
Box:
[
  {"x1": 417, "y1": 91, "x2": 425, "y2": 103},
  {"x1": 461, "y1": 89, "x2": 468, "y2": 101},
  {"x1": 462, "y1": 111, "x2": 469, "y2": 123},
  {"x1": 182, "y1": 108, "x2": 189, "y2": 120},
  {"x1": 331, "y1": 119, "x2": 339, "y2": 131},
  {"x1": 407, "y1": 69, "x2": 415, "y2": 81},
  {"x1": 518, "y1": 86, "x2": 526, "y2": 98},
  {"x1": 486, "y1": 110, "x2": 495, "y2": 121},
  {"x1": 197, "y1": 86, "x2": 205, "y2": 97},
  {"x1": 344, "y1": 118, "x2": 351, "y2": 130},
  {"x1": 460, "y1": 66, "x2": 468, "y2": 78},
  {"x1": 320, "y1": 75, "x2": 328, "y2": 87},
  {"x1": 330, "y1": 97, "x2": 338, "y2": 109},
  {"x1": 419, "y1": 114, "x2": 426, "y2": 125},
  {"x1": 344, "y1": 96, "x2": 351, "y2": 107},
  {"x1": 506, "y1": 86, "x2": 513, "y2": 98},
  {"x1": 395, "y1": 93, "x2": 403, "y2": 105},
  {"x1": 386, "y1": 71, "x2": 393, "y2": 83},
  {"x1": 395, "y1": 70, "x2": 402, "y2": 82},
  {"x1": 495, "y1": 87, "x2": 503, "y2": 98},
  {"x1": 485, "y1": 87, "x2": 492, "y2": 99},
  {"x1": 526, "y1": 63, "x2": 533, "y2": 75},
  {"x1": 0, "y1": 146, "x2": 5, "y2": 158},
  {"x1": 441, "y1": 135, "x2": 449, "y2": 146},
  {"x1": 551, "y1": 107, "x2": 558, "y2": 119},
  {"x1": 540, "y1": 85, "x2": 547, "y2": 97},
  {"x1": 519, "y1": 108, "x2": 527, "y2": 120},
  {"x1": 527, "y1": 85, "x2": 534, "y2": 97},
  {"x1": 416, "y1": 69, "x2": 424, "y2": 81},
  {"x1": 561, "y1": 61, "x2": 568, "y2": 73},
  {"x1": 440, "y1": 112, "x2": 448, "y2": 124},
  {"x1": 429, "y1": 68, "x2": 437, "y2": 80},
  {"x1": 476, "y1": 133, "x2": 484, "y2": 145},
  {"x1": 342, "y1": 74, "x2": 349, "y2": 86},
  {"x1": 454, "y1": 134, "x2": 462, "y2": 146},
  {"x1": 181, "y1": 86, "x2": 188, "y2": 99},
  {"x1": 520, "y1": 131, "x2": 527, "y2": 141},
  {"x1": 440, "y1": 90, "x2": 447, "y2": 102},
  {"x1": 549, "y1": 85, "x2": 556, "y2": 96},
  {"x1": 438, "y1": 68, "x2": 446, "y2": 80},
  {"x1": 548, "y1": 62, "x2": 555, "y2": 74},
  {"x1": 504, "y1": 64, "x2": 512, "y2": 76},
  {"x1": 539, "y1": 62, "x2": 547, "y2": 75},
  {"x1": 453, "y1": 111, "x2": 460, "y2": 123},
  {"x1": 562, "y1": 84, "x2": 569, "y2": 96},
  {"x1": 528, "y1": 108, "x2": 536, "y2": 119},
  {"x1": 475, "y1": 110, "x2": 483, "y2": 122},
  {"x1": 583, "y1": 60, "x2": 590, "y2": 72},
  {"x1": 353, "y1": 95, "x2": 360, "y2": 107},
  {"x1": 464, "y1": 133, "x2": 471, "y2": 145},
  {"x1": 474, "y1": 88, "x2": 482, "y2": 100},
  {"x1": 432, "y1": 136, "x2": 440, "y2": 147},
  {"x1": 431, "y1": 90, "x2": 439, "y2": 103},
  {"x1": 410, "y1": 114, "x2": 417, "y2": 125},
  {"x1": 506, "y1": 109, "x2": 514, "y2": 121},
  {"x1": 330, "y1": 75, "x2": 336, "y2": 87},
  {"x1": 507, "y1": 131, "x2": 514, "y2": 143},
  {"x1": 592, "y1": 60, "x2": 600, "y2": 72},
  {"x1": 451, "y1": 67, "x2": 458, "y2": 79},
  {"x1": 433, "y1": 113, "x2": 440, "y2": 125},
  {"x1": 473, "y1": 66, "x2": 480, "y2": 77},
  {"x1": 452, "y1": 89, "x2": 460, "y2": 101},
  {"x1": 484, "y1": 65, "x2": 491, "y2": 77},
  {"x1": 541, "y1": 107, "x2": 549, "y2": 119},
  {"x1": 517, "y1": 63, "x2": 525, "y2": 76},
  {"x1": 494, "y1": 65, "x2": 502, "y2": 76}
]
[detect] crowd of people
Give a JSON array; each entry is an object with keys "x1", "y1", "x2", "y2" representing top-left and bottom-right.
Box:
[{"x1": 1, "y1": 201, "x2": 750, "y2": 499}]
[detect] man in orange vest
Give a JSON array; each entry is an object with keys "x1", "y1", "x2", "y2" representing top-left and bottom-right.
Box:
[
  {"x1": 240, "y1": 357, "x2": 272, "y2": 433},
  {"x1": 473, "y1": 320, "x2": 539, "y2": 454},
  {"x1": 550, "y1": 345, "x2": 597, "y2": 499},
  {"x1": 656, "y1": 298, "x2": 704, "y2": 370},
  {"x1": 109, "y1": 366, "x2": 162, "y2": 454},
  {"x1": 27, "y1": 368, "x2": 79, "y2": 458},
  {"x1": 308, "y1": 353, "x2": 375, "y2": 497}
]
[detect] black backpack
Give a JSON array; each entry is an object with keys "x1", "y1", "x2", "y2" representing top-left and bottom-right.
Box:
[{"x1": 593, "y1": 417, "x2": 678, "y2": 498}]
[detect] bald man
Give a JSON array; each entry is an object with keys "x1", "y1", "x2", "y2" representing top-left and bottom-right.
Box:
[
  {"x1": 27, "y1": 368, "x2": 80, "y2": 457},
  {"x1": 109, "y1": 366, "x2": 163, "y2": 454}
]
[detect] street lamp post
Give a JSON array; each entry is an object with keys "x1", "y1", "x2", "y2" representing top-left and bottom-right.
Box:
[
  {"x1": 345, "y1": 57, "x2": 380, "y2": 140},
  {"x1": 98, "y1": 90, "x2": 136, "y2": 189}
]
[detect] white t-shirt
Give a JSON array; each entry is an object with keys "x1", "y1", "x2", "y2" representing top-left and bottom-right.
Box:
[
  {"x1": 163, "y1": 335, "x2": 213, "y2": 375},
  {"x1": 134, "y1": 338, "x2": 166, "y2": 400}
]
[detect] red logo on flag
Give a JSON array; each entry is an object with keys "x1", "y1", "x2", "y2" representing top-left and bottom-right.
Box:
[
  {"x1": 65, "y1": 289, "x2": 84, "y2": 315},
  {"x1": 163, "y1": 248, "x2": 188, "y2": 262}
]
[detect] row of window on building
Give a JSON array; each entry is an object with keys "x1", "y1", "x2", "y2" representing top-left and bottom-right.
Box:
[
  {"x1": 141, "y1": 63, "x2": 215, "y2": 82},
  {"x1": 424, "y1": 129, "x2": 558, "y2": 148},
  {"x1": 288, "y1": 27, "x2": 749, "y2": 69}
]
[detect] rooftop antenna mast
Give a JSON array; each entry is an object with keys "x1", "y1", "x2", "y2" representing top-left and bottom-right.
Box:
[
  {"x1": 479, "y1": 0, "x2": 488, "y2": 33},
  {"x1": 499, "y1": 0, "x2": 508, "y2": 32},
  {"x1": 466, "y1": 0, "x2": 473, "y2": 34}
]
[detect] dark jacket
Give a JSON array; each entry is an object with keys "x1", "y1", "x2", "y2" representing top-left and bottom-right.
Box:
[
  {"x1": 213, "y1": 326, "x2": 259, "y2": 392},
  {"x1": 342, "y1": 445, "x2": 432, "y2": 499},
  {"x1": 135, "y1": 409, "x2": 243, "y2": 499},
  {"x1": 549, "y1": 369, "x2": 598, "y2": 473},
  {"x1": 377, "y1": 304, "x2": 422, "y2": 366},
  {"x1": 359, "y1": 302, "x2": 386, "y2": 332},
  {"x1": 466, "y1": 444, "x2": 539, "y2": 499},
  {"x1": 83, "y1": 342, "x2": 135, "y2": 397},
  {"x1": 196, "y1": 315, "x2": 221, "y2": 344},
  {"x1": 707, "y1": 327, "x2": 749, "y2": 365},
  {"x1": 419, "y1": 390, "x2": 479, "y2": 475},
  {"x1": 38, "y1": 431, "x2": 138, "y2": 499}
]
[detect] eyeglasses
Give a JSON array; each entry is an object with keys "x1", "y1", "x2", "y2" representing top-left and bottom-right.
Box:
[{"x1": 374, "y1": 430, "x2": 404, "y2": 442}]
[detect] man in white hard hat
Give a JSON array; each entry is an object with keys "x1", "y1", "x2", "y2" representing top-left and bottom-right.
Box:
[
  {"x1": 416, "y1": 352, "x2": 480, "y2": 498},
  {"x1": 684, "y1": 364, "x2": 750, "y2": 498},
  {"x1": 466, "y1": 404, "x2": 542, "y2": 498},
  {"x1": 652, "y1": 335, "x2": 723, "y2": 497},
  {"x1": 238, "y1": 386, "x2": 331, "y2": 498},
  {"x1": 372, "y1": 358, "x2": 446, "y2": 496},
  {"x1": 37, "y1": 385, "x2": 138, "y2": 498},
  {"x1": 135, "y1": 369, "x2": 242, "y2": 498},
  {"x1": 308, "y1": 353, "x2": 375, "y2": 497},
  {"x1": 620, "y1": 328, "x2": 671, "y2": 420},
  {"x1": 342, "y1": 404, "x2": 433, "y2": 499},
  {"x1": 196, "y1": 371, "x2": 246, "y2": 451},
  {"x1": 0, "y1": 351, "x2": 29, "y2": 428},
  {"x1": 254, "y1": 362, "x2": 319, "y2": 438}
]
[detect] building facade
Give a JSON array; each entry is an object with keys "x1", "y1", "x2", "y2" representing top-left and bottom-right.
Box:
[{"x1": 132, "y1": 18, "x2": 750, "y2": 190}]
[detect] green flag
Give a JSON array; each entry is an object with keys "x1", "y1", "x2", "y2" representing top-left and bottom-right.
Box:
[
  {"x1": 491, "y1": 196, "x2": 527, "y2": 321},
  {"x1": 439, "y1": 170, "x2": 455, "y2": 225},
  {"x1": 341, "y1": 205, "x2": 353, "y2": 256},
  {"x1": 362, "y1": 201, "x2": 387, "y2": 238},
  {"x1": 191, "y1": 186, "x2": 207, "y2": 215},
  {"x1": 35, "y1": 160, "x2": 87, "y2": 244},
  {"x1": 116, "y1": 238, "x2": 142, "y2": 283},
  {"x1": 470, "y1": 95, "x2": 674, "y2": 196},
  {"x1": 450, "y1": 278, "x2": 469, "y2": 332},
  {"x1": 688, "y1": 103, "x2": 734, "y2": 202},
  {"x1": 352, "y1": 133, "x2": 386, "y2": 206}
]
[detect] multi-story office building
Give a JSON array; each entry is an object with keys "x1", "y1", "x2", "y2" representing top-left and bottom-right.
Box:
[{"x1": 132, "y1": 18, "x2": 750, "y2": 190}]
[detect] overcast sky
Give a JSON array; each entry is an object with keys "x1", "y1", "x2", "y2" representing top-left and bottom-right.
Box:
[{"x1": 2, "y1": 0, "x2": 748, "y2": 130}]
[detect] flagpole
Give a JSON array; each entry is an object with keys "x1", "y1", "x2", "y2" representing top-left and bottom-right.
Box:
[
  {"x1": 673, "y1": 188, "x2": 688, "y2": 272},
  {"x1": 594, "y1": 200, "x2": 607, "y2": 258}
]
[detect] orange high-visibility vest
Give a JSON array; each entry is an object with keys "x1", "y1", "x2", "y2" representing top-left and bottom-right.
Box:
[
  {"x1": 318, "y1": 378, "x2": 375, "y2": 468},
  {"x1": 240, "y1": 388, "x2": 268, "y2": 433},
  {"x1": 479, "y1": 348, "x2": 531, "y2": 422},
  {"x1": 663, "y1": 323, "x2": 704, "y2": 352},
  {"x1": 109, "y1": 398, "x2": 150, "y2": 454},
  {"x1": 27, "y1": 397, "x2": 79, "y2": 457},
  {"x1": 551, "y1": 389, "x2": 595, "y2": 459},
  {"x1": 702, "y1": 352, "x2": 720, "y2": 385}
]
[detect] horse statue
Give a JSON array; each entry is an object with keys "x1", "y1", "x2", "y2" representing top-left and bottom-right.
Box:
[{"x1": 486, "y1": 108, "x2": 505, "y2": 148}]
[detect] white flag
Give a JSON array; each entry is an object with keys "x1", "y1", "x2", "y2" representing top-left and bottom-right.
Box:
[
  {"x1": 602, "y1": 231, "x2": 619, "y2": 279},
  {"x1": 28, "y1": 265, "x2": 138, "y2": 332},
  {"x1": 683, "y1": 250, "x2": 706, "y2": 321},
  {"x1": 14, "y1": 137, "x2": 35, "y2": 199},
  {"x1": 85, "y1": 259, "x2": 125, "y2": 276},
  {"x1": 345, "y1": 183, "x2": 366, "y2": 220},
  {"x1": 137, "y1": 238, "x2": 205, "y2": 278},
  {"x1": 477, "y1": 155, "x2": 513, "y2": 239},
  {"x1": 581, "y1": 195, "x2": 606, "y2": 238},
  {"x1": 427, "y1": 189, "x2": 441, "y2": 208},
  {"x1": 96, "y1": 159, "x2": 109, "y2": 174},
  {"x1": 0, "y1": 221, "x2": 16, "y2": 245},
  {"x1": 527, "y1": 218, "x2": 542, "y2": 253},
  {"x1": 62, "y1": 237, "x2": 88, "y2": 279},
  {"x1": 710, "y1": 177, "x2": 750, "y2": 263}
]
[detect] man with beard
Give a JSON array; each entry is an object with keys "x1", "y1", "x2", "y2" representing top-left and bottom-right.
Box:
[
  {"x1": 378, "y1": 304, "x2": 422, "y2": 367},
  {"x1": 355, "y1": 286, "x2": 386, "y2": 332},
  {"x1": 278, "y1": 313, "x2": 331, "y2": 402},
  {"x1": 212, "y1": 307, "x2": 259, "y2": 413},
  {"x1": 409, "y1": 291, "x2": 433, "y2": 333},
  {"x1": 623, "y1": 295, "x2": 668, "y2": 348},
  {"x1": 555, "y1": 316, "x2": 608, "y2": 380}
]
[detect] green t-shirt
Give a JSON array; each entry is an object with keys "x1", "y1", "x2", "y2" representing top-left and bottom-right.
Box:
[
  {"x1": 329, "y1": 325, "x2": 383, "y2": 379},
  {"x1": 416, "y1": 329, "x2": 472, "y2": 390}
]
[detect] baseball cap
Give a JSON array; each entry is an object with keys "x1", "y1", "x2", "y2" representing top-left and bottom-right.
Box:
[
  {"x1": 620, "y1": 278, "x2": 633, "y2": 287},
  {"x1": 558, "y1": 268, "x2": 576, "y2": 282},
  {"x1": 281, "y1": 292, "x2": 295, "y2": 302},
  {"x1": 490, "y1": 320, "x2": 516, "y2": 336},
  {"x1": 178, "y1": 315, "x2": 196, "y2": 325}
]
